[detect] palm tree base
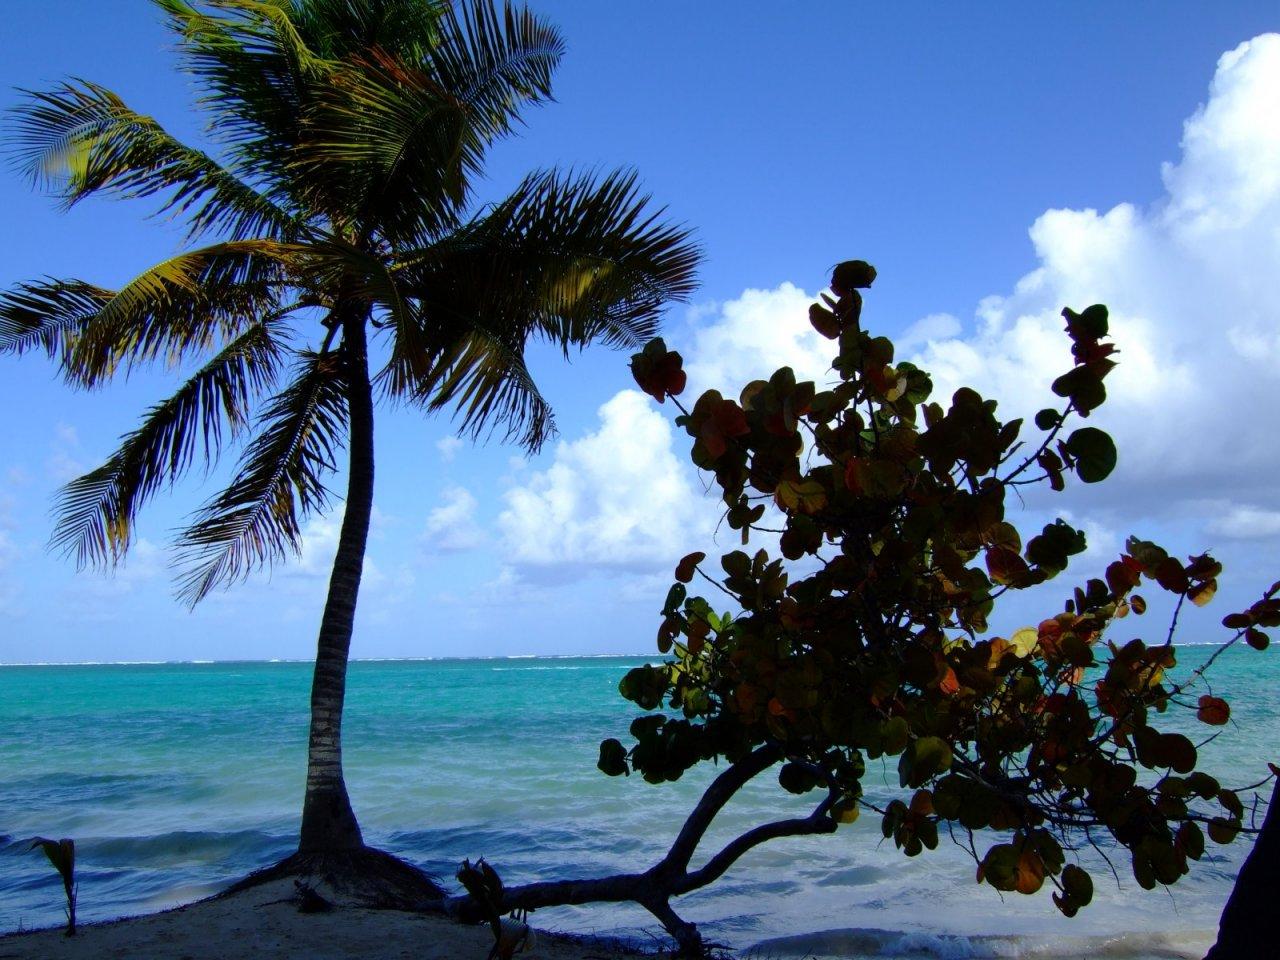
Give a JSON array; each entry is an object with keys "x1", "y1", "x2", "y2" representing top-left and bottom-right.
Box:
[{"x1": 223, "y1": 846, "x2": 444, "y2": 911}]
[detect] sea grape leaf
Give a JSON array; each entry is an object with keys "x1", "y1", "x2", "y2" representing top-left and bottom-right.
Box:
[
  {"x1": 1064, "y1": 427, "x2": 1117, "y2": 483},
  {"x1": 597, "y1": 739, "x2": 629, "y2": 776}
]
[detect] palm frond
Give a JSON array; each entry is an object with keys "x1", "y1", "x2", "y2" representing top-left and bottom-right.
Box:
[
  {"x1": 292, "y1": 0, "x2": 562, "y2": 241},
  {"x1": 7, "y1": 79, "x2": 298, "y2": 239},
  {"x1": 302, "y1": 236, "x2": 432, "y2": 396},
  {"x1": 0, "y1": 279, "x2": 114, "y2": 363},
  {"x1": 155, "y1": 0, "x2": 336, "y2": 191},
  {"x1": 174, "y1": 348, "x2": 348, "y2": 605},
  {"x1": 64, "y1": 239, "x2": 299, "y2": 386},
  {"x1": 289, "y1": 0, "x2": 448, "y2": 64},
  {"x1": 421, "y1": 325, "x2": 553, "y2": 451},
  {"x1": 431, "y1": 0, "x2": 563, "y2": 142},
  {"x1": 389, "y1": 167, "x2": 700, "y2": 388},
  {"x1": 294, "y1": 49, "x2": 474, "y2": 234},
  {"x1": 50, "y1": 318, "x2": 289, "y2": 568},
  {"x1": 382, "y1": 169, "x2": 699, "y2": 447}
]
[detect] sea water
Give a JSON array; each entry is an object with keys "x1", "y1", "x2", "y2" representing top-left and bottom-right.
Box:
[{"x1": 0, "y1": 646, "x2": 1275, "y2": 958}]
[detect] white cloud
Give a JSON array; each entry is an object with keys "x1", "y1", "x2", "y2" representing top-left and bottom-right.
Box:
[
  {"x1": 498, "y1": 390, "x2": 704, "y2": 575},
  {"x1": 291, "y1": 515, "x2": 341, "y2": 578},
  {"x1": 1205, "y1": 504, "x2": 1280, "y2": 540},
  {"x1": 436, "y1": 436, "x2": 464, "y2": 462},
  {"x1": 264, "y1": 514, "x2": 383, "y2": 587},
  {"x1": 908, "y1": 34, "x2": 1280, "y2": 527},
  {"x1": 55, "y1": 537, "x2": 166, "y2": 623},
  {"x1": 895, "y1": 312, "x2": 963, "y2": 355},
  {"x1": 491, "y1": 33, "x2": 1280, "y2": 596},
  {"x1": 422, "y1": 485, "x2": 483, "y2": 552},
  {"x1": 681, "y1": 282, "x2": 832, "y2": 399}
]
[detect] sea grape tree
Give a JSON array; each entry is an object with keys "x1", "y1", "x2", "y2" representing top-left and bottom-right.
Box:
[{"x1": 452, "y1": 260, "x2": 1276, "y2": 954}]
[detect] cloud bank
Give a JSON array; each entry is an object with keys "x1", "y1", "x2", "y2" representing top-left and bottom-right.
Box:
[{"x1": 498, "y1": 34, "x2": 1280, "y2": 589}]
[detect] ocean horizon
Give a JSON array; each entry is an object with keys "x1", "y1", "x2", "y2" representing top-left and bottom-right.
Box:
[{"x1": 3, "y1": 647, "x2": 1274, "y2": 958}]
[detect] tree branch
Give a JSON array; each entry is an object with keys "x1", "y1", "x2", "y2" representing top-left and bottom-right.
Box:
[{"x1": 659, "y1": 742, "x2": 783, "y2": 875}]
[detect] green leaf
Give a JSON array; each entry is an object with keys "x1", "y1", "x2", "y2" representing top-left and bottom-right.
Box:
[
  {"x1": 881, "y1": 716, "x2": 909, "y2": 755},
  {"x1": 778, "y1": 762, "x2": 820, "y2": 794},
  {"x1": 900, "y1": 735, "x2": 952, "y2": 787},
  {"x1": 1034, "y1": 407, "x2": 1061, "y2": 431},
  {"x1": 1065, "y1": 427, "x2": 1117, "y2": 483},
  {"x1": 1051, "y1": 366, "x2": 1106, "y2": 413},
  {"x1": 597, "y1": 738, "x2": 629, "y2": 777},
  {"x1": 1063, "y1": 304, "x2": 1109, "y2": 339}
]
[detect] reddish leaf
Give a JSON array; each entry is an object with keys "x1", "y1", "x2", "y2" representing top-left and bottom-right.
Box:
[
  {"x1": 939, "y1": 667, "x2": 960, "y2": 696},
  {"x1": 675, "y1": 552, "x2": 705, "y2": 584},
  {"x1": 1197, "y1": 696, "x2": 1230, "y2": 726},
  {"x1": 699, "y1": 398, "x2": 750, "y2": 459},
  {"x1": 1154, "y1": 557, "x2": 1189, "y2": 594},
  {"x1": 1106, "y1": 558, "x2": 1142, "y2": 596},
  {"x1": 656, "y1": 616, "x2": 680, "y2": 654},
  {"x1": 630, "y1": 340, "x2": 687, "y2": 403},
  {"x1": 986, "y1": 546, "x2": 1031, "y2": 587}
]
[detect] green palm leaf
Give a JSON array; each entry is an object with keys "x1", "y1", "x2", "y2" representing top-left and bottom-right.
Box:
[
  {"x1": 420, "y1": 323, "x2": 552, "y2": 451},
  {"x1": 431, "y1": 0, "x2": 562, "y2": 139},
  {"x1": 8, "y1": 78, "x2": 298, "y2": 240},
  {"x1": 0, "y1": 279, "x2": 114, "y2": 364},
  {"x1": 174, "y1": 348, "x2": 347, "y2": 605},
  {"x1": 387, "y1": 169, "x2": 700, "y2": 445},
  {"x1": 155, "y1": 0, "x2": 336, "y2": 192},
  {"x1": 51, "y1": 319, "x2": 289, "y2": 568},
  {"x1": 399, "y1": 169, "x2": 698, "y2": 351},
  {"x1": 64, "y1": 240, "x2": 299, "y2": 386},
  {"x1": 291, "y1": 0, "x2": 562, "y2": 241}
]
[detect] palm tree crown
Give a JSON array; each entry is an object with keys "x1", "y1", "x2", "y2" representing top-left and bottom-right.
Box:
[{"x1": 2, "y1": 0, "x2": 699, "y2": 858}]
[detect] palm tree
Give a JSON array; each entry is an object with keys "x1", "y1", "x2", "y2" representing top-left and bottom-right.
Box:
[{"x1": 1, "y1": 0, "x2": 699, "y2": 885}]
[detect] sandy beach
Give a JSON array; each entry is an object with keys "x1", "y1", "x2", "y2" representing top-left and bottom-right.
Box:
[{"x1": 0, "y1": 879, "x2": 656, "y2": 960}]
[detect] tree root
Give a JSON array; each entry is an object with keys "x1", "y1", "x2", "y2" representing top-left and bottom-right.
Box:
[{"x1": 223, "y1": 846, "x2": 444, "y2": 911}]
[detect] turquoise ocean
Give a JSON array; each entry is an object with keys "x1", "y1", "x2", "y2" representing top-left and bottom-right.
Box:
[{"x1": 1, "y1": 647, "x2": 1276, "y2": 958}]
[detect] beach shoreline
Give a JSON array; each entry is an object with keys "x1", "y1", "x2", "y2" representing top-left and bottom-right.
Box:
[
  {"x1": 0, "y1": 887, "x2": 1222, "y2": 960},
  {"x1": 0, "y1": 878, "x2": 661, "y2": 960}
]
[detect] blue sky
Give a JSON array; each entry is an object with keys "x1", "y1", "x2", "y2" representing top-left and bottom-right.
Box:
[{"x1": 2, "y1": 2, "x2": 1279, "y2": 662}]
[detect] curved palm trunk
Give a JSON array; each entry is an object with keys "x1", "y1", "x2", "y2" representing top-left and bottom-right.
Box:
[{"x1": 299, "y1": 315, "x2": 374, "y2": 853}]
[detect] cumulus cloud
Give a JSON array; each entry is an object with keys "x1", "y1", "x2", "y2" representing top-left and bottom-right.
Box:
[
  {"x1": 239, "y1": 513, "x2": 381, "y2": 588},
  {"x1": 681, "y1": 283, "x2": 831, "y2": 399},
  {"x1": 498, "y1": 390, "x2": 704, "y2": 576},
  {"x1": 911, "y1": 34, "x2": 1280, "y2": 524},
  {"x1": 491, "y1": 33, "x2": 1280, "y2": 592},
  {"x1": 422, "y1": 485, "x2": 483, "y2": 552},
  {"x1": 436, "y1": 436, "x2": 464, "y2": 462}
]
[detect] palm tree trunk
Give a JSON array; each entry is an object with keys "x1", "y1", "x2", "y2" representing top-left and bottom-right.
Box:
[
  {"x1": 1205, "y1": 779, "x2": 1280, "y2": 959},
  {"x1": 299, "y1": 314, "x2": 374, "y2": 853}
]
